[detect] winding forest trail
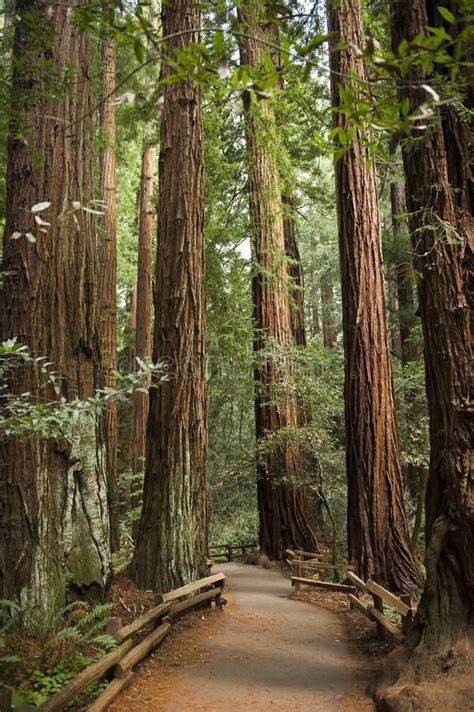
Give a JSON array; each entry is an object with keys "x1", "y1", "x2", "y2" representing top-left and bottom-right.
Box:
[{"x1": 112, "y1": 563, "x2": 375, "y2": 711}]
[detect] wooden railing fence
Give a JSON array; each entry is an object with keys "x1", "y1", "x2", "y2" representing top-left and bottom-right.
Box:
[
  {"x1": 286, "y1": 549, "x2": 415, "y2": 645},
  {"x1": 208, "y1": 542, "x2": 258, "y2": 561},
  {"x1": 0, "y1": 572, "x2": 226, "y2": 712}
]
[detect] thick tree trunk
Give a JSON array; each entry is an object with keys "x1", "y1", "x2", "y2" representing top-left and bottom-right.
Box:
[
  {"x1": 130, "y1": 0, "x2": 208, "y2": 592},
  {"x1": 328, "y1": 0, "x2": 420, "y2": 592},
  {"x1": 384, "y1": 0, "x2": 473, "y2": 683},
  {"x1": 239, "y1": 0, "x2": 318, "y2": 559},
  {"x1": 99, "y1": 33, "x2": 119, "y2": 553},
  {"x1": 0, "y1": 0, "x2": 110, "y2": 605}
]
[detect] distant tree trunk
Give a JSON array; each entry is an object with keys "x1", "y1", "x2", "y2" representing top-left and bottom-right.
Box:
[
  {"x1": 99, "y1": 32, "x2": 119, "y2": 553},
  {"x1": 328, "y1": 0, "x2": 420, "y2": 592},
  {"x1": 130, "y1": 0, "x2": 208, "y2": 592},
  {"x1": 311, "y1": 296, "x2": 320, "y2": 336},
  {"x1": 0, "y1": 0, "x2": 110, "y2": 605},
  {"x1": 390, "y1": 181, "x2": 419, "y2": 363},
  {"x1": 320, "y1": 277, "x2": 337, "y2": 349},
  {"x1": 387, "y1": 260, "x2": 403, "y2": 359},
  {"x1": 239, "y1": 0, "x2": 318, "y2": 559},
  {"x1": 283, "y1": 196, "x2": 307, "y2": 348},
  {"x1": 132, "y1": 0, "x2": 159, "y2": 495},
  {"x1": 384, "y1": 0, "x2": 473, "y2": 683}
]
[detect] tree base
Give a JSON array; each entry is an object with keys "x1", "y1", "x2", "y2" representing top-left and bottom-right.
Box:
[{"x1": 374, "y1": 635, "x2": 474, "y2": 711}]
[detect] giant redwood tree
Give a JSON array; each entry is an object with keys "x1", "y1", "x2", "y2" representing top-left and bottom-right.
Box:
[
  {"x1": 239, "y1": 0, "x2": 318, "y2": 558},
  {"x1": 381, "y1": 0, "x2": 473, "y2": 689},
  {"x1": 328, "y1": 0, "x2": 420, "y2": 592},
  {"x1": 132, "y1": 0, "x2": 159, "y2": 497},
  {"x1": 0, "y1": 0, "x2": 110, "y2": 604},
  {"x1": 130, "y1": 0, "x2": 208, "y2": 592},
  {"x1": 99, "y1": 30, "x2": 119, "y2": 552}
]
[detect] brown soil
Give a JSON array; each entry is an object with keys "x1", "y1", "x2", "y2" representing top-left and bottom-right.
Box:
[{"x1": 107, "y1": 573, "x2": 156, "y2": 627}]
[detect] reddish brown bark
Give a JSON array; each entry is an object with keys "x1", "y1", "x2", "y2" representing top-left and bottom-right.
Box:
[
  {"x1": 99, "y1": 34, "x2": 119, "y2": 553},
  {"x1": 328, "y1": 0, "x2": 420, "y2": 592},
  {"x1": 383, "y1": 0, "x2": 473, "y2": 684},
  {"x1": 390, "y1": 181, "x2": 419, "y2": 363},
  {"x1": 283, "y1": 196, "x2": 307, "y2": 348},
  {"x1": 239, "y1": 0, "x2": 318, "y2": 559},
  {"x1": 131, "y1": 0, "x2": 158, "y2": 488},
  {"x1": 0, "y1": 0, "x2": 110, "y2": 604},
  {"x1": 130, "y1": 0, "x2": 208, "y2": 592}
]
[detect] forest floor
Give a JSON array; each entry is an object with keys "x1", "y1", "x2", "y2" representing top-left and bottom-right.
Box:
[{"x1": 111, "y1": 562, "x2": 377, "y2": 711}]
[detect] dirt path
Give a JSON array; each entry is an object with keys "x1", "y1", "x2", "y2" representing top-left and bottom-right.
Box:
[{"x1": 112, "y1": 563, "x2": 375, "y2": 711}]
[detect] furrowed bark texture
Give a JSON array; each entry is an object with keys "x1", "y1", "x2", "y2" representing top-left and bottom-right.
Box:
[
  {"x1": 328, "y1": 0, "x2": 420, "y2": 592},
  {"x1": 239, "y1": 0, "x2": 318, "y2": 559},
  {"x1": 132, "y1": 0, "x2": 159, "y2": 492},
  {"x1": 390, "y1": 182, "x2": 419, "y2": 364},
  {"x1": 0, "y1": 0, "x2": 110, "y2": 604},
  {"x1": 99, "y1": 34, "x2": 119, "y2": 553},
  {"x1": 130, "y1": 0, "x2": 208, "y2": 592},
  {"x1": 283, "y1": 195, "x2": 307, "y2": 348},
  {"x1": 388, "y1": 0, "x2": 473, "y2": 678}
]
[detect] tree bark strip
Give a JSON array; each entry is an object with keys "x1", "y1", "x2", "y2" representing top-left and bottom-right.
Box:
[
  {"x1": 0, "y1": 0, "x2": 110, "y2": 604},
  {"x1": 99, "y1": 32, "x2": 119, "y2": 552},
  {"x1": 328, "y1": 0, "x2": 420, "y2": 592},
  {"x1": 388, "y1": 0, "x2": 473, "y2": 679},
  {"x1": 239, "y1": 0, "x2": 318, "y2": 559},
  {"x1": 130, "y1": 0, "x2": 208, "y2": 592}
]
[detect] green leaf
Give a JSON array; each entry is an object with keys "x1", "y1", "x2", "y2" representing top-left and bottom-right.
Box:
[{"x1": 437, "y1": 5, "x2": 455, "y2": 23}]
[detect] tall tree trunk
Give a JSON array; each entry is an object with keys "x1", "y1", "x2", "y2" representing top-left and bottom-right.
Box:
[
  {"x1": 283, "y1": 196, "x2": 307, "y2": 348},
  {"x1": 239, "y1": 0, "x2": 318, "y2": 559},
  {"x1": 328, "y1": 0, "x2": 420, "y2": 592},
  {"x1": 132, "y1": 0, "x2": 159, "y2": 494},
  {"x1": 130, "y1": 0, "x2": 208, "y2": 592},
  {"x1": 0, "y1": 0, "x2": 110, "y2": 605},
  {"x1": 383, "y1": 0, "x2": 473, "y2": 685},
  {"x1": 311, "y1": 296, "x2": 320, "y2": 336},
  {"x1": 390, "y1": 181, "x2": 419, "y2": 363},
  {"x1": 320, "y1": 276, "x2": 337, "y2": 349},
  {"x1": 387, "y1": 260, "x2": 403, "y2": 359},
  {"x1": 99, "y1": 32, "x2": 119, "y2": 553}
]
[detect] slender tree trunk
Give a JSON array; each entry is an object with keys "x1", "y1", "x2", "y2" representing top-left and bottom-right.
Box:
[
  {"x1": 311, "y1": 296, "x2": 320, "y2": 336},
  {"x1": 99, "y1": 33, "x2": 119, "y2": 553},
  {"x1": 283, "y1": 196, "x2": 307, "y2": 348},
  {"x1": 328, "y1": 0, "x2": 420, "y2": 592},
  {"x1": 383, "y1": 0, "x2": 473, "y2": 685},
  {"x1": 239, "y1": 0, "x2": 318, "y2": 559},
  {"x1": 390, "y1": 181, "x2": 419, "y2": 363},
  {"x1": 387, "y1": 260, "x2": 403, "y2": 359},
  {"x1": 320, "y1": 276, "x2": 337, "y2": 349},
  {"x1": 130, "y1": 0, "x2": 208, "y2": 592},
  {"x1": 132, "y1": 0, "x2": 159, "y2": 493},
  {"x1": 0, "y1": 0, "x2": 110, "y2": 605}
]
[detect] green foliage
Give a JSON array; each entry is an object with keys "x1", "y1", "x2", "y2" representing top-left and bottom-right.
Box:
[
  {"x1": 0, "y1": 584, "x2": 114, "y2": 706},
  {"x1": 0, "y1": 339, "x2": 166, "y2": 440}
]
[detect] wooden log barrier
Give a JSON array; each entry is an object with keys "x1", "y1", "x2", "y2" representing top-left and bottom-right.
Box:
[
  {"x1": 115, "y1": 622, "x2": 171, "y2": 676},
  {"x1": 157, "y1": 572, "x2": 225, "y2": 604},
  {"x1": 41, "y1": 640, "x2": 133, "y2": 711},
  {"x1": 113, "y1": 602, "x2": 171, "y2": 643},
  {"x1": 87, "y1": 671, "x2": 134, "y2": 712},
  {"x1": 290, "y1": 576, "x2": 356, "y2": 594}
]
